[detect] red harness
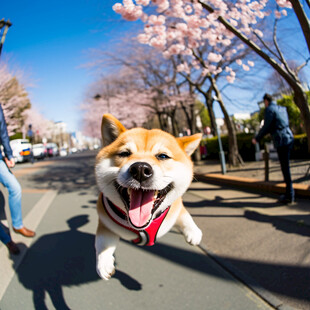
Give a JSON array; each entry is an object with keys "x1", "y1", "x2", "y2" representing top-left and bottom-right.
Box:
[{"x1": 101, "y1": 193, "x2": 170, "y2": 246}]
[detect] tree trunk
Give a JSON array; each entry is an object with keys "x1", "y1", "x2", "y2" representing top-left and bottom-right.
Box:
[
  {"x1": 157, "y1": 111, "x2": 165, "y2": 131},
  {"x1": 202, "y1": 91, "x2": 217, "y2": 136},
  {"x1": 190, "y1": 103, "x2": 196, "y2": 134},
  {"x1": 211, "y1": 77, "x2": 244, "y2": 166},
  {"x1": 290, "y1": 0, "x2": 310, "y2": 53},
  {"x1": 169, "y1": 107, "x2": 179, "y2": 136},
  {"x1": 293, "y1": 88, "x2": 310, "y2": 152},
  {"x1": 199, "y1": 0, "x2": 310, "y2": 153}
]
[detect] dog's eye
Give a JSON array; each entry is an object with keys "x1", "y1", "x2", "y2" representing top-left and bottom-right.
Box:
[
  {"x1": 118, "y1": 151, "x2": 131, "y2": 157},
  {"x1": 156, "y1": 153, "x2": 171, "y2": 160}
]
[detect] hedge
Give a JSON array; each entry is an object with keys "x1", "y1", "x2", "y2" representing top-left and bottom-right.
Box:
[
  {"x1": 201, "y1": 133, "x2": 309, "y2": 161},
  {"x1": 9, "y1": 132, "x2": 23, "y2": 140}
]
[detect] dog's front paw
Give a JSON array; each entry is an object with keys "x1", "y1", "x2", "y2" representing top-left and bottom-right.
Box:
[
  {"x1": 183, "y1": 226, "x2": 202, "y2": 246},
  {"x1": 96, "y1": 253, "x2": 115, "y2": 280}
]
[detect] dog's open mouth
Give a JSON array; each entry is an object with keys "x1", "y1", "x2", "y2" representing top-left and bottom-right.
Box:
[{"x1": 115, "y1": 182, "x2": 173, "y2": 229}]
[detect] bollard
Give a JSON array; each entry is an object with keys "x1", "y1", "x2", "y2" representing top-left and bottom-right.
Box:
[
  {"x1": 255, "y1": 142, "x2": 261, "y2": 161},
  {"x1": 264, "y1": 143, "x2": 269, "y2": 182}
]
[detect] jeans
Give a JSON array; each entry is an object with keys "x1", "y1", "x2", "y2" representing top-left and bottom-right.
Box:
[
  {"x1": 277, "y1": 141, "x2": 294, "y2": 200},
  {"x1": 0, "y1": 160, "x2": 23, "y2": 230}
]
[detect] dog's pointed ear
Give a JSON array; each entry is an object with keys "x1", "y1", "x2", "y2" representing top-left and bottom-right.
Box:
[
  {"x1": 177, "y1": 133, "x2": 202, "y2": 156},
  {"x1": 101, "y1": 114, "x2": 126, "y2": 147}
]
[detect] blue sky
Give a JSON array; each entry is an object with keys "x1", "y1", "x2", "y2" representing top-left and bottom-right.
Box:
[
  {"x1": 1, "y1": 0, "x2": 137, "y2": 132},
  {"x1": 1, "y1": 1, "x2": 310, "y2": 133}
]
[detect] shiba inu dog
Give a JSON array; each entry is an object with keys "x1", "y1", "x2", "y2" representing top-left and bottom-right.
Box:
[{"x1": 95, "y1": 114, "x2": 203, "y2": 280}]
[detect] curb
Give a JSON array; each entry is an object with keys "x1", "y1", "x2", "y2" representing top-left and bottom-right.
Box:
[{"x1": 195, "y1": 173, "x2": 310, "y2": 198}]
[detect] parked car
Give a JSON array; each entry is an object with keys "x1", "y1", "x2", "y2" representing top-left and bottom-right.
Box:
[
  {"x1": 46, "y1": 143, "x2": 59, "y2": 157},
  {"x1": 10, "y1": 139, "x2": 33, "y2": 163},
  {"x1": 70, "y1": 147, "x2": 77, "y2": 154},
  {"x1": 32, "y1": 143, "x2": 46, "y2": 160},
  {"x1": 59, "y1": 147, "x2": 68, "y2": 157}
]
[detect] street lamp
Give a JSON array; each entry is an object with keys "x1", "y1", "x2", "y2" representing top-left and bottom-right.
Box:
[
  {"x1": 257, "y1": 100, "x2": 265, "y2": 110},
  {"x1": 0, "y1": 18, "x2": 12, "y2": 57}
]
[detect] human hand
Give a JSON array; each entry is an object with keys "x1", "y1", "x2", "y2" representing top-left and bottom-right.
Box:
[
  {"x1": 4, "y1": 157, "x2": 15, "y2": 168},
  {"x1": 252, "y1": 138, "x2": 257, "y2": 145}
]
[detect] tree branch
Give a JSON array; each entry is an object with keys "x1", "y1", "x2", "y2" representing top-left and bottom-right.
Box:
[
  {"x1": 272, "y1": 16, "x2": 297, "y2": 81},
  {"x1": 296, "y1": 57, "x2": 310, "y2": 73},
  {"x1": 289, "y1": 0, "x2": 310, "y2": 54},
  {"x1": 249, "y1": 25, "x2": 280, "y2": 61},
  {"x1": 198, "y1": 0, "x2": 299, "y2": 88}
]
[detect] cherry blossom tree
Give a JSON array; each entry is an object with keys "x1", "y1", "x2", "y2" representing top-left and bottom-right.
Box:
[
  {"x1": 22, "y1": 108, "x2": 53, "y2": 142},
  {"x1": 172, "y1": 37, "x2": 255, "y2": 165},
  {"x1": 89, "y1": 43, "x2": 199, "y2": 135},
  {"x1": 80, "y1": 73, "x2": 153, "y2": 137},
  {"x1": 113, "y1": 0, "x2": 310, "y2": 151},
  {"x1": 0, "y1": 64, "x2": 30, "y2": 135}
]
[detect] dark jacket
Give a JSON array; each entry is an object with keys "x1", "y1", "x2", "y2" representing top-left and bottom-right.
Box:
[
  {"x1": 0, "y1": 104, "x2": 13, "y2": 160},
  {"x1": 255, "y1": 101, "x2": 294, "y2": 148}
]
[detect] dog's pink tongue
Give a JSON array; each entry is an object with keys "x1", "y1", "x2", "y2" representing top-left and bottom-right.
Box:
[{"x1": 129, "y1": 189, "x2": 155, "y2": 228}]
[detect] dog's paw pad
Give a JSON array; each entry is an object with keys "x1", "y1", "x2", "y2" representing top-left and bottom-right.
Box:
[
  {"x1": 184, "y1": 227, "x2": 202, "y2": 246},
  {"x1": 97, "y1": 254, "x2": 115, "y2": 280}
]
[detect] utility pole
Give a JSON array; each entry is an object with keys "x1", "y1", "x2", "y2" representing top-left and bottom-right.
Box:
[{"x1": 0, "y1": 18, "x2": 12, "y2": 57}]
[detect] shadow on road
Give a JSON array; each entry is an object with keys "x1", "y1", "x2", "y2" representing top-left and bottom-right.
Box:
[
  {"x1": 13, "y1": 215, "x2": 140, "y2": 310},
  {"x1": 0, "y1": 190, "x2": 12, "y2": 241},
  {"x1": 132, "y1": 234, "x2": 310, "y2": 306},
  {"x1": 184, "y1": 193, "x2": 310, "y2": 238},
  {"x1": 183, "y1": 191, "x2": 310, "y2": 309},
  {"x1": 184, "y1": 194, "x2": 281, "y2": 210},
  {"x1": 26, "y1": 152, "x2": 98, "y2": 194},
  {"x1": 244, "y1": 210, "x2": 310, "y2": 237}
]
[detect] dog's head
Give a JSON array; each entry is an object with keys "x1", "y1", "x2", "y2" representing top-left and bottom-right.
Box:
[{"x1": 95, "y1": 114, "x2": 202, "y2": 230}]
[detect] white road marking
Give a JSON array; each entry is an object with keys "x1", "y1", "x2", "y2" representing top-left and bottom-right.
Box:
[{"x1": 0, "y1": 190, "x2": 58, "y2": 300}]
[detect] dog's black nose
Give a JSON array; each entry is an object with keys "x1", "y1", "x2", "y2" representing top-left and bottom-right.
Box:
[{"x1": 129, "y1": 162, "x2": 153, "y2": 182}]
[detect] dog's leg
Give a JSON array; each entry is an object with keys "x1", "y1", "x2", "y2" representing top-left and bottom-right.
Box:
[
  {"x1": 175, "y1": 204, "x2": 202, "y2": 245},
  {"x1": 95, "y1": 221, "x2": 119, "y2": 280}
]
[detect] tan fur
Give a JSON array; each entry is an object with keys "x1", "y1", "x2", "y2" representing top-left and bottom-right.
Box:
[{"x1": 95, "y1": 114, "x2": 202, "y2": 280}]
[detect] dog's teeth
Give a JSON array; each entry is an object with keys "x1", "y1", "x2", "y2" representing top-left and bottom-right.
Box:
[
  {"x1": 127, "y1": 188, "x2": 132, "y2": 196},
  {"x1": 154, "y1": 190, "x2": 158, "y2": 198}
]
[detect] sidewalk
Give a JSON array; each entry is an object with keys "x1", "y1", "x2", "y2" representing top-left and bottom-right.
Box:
[
  {"x1": 194, "y1": 158, "x2": 310, "y2": 227},
  {"x1": 0, "y1": 155, "x2": 276, "y2": 310}
]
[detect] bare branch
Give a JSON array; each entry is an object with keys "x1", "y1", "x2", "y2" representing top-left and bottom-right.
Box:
[
  {"x1": 272, "y1": 17, "x2": 298, "y2": 81},
  {"x1": 198, "y1": 0, "x2": 299, "y2": 88},
  {"x1": 296, "y1": 57, "x2": 310, "y2": 73},
  {"x1": 290, "y1": 0, "x2": 310, "y2": 53}
]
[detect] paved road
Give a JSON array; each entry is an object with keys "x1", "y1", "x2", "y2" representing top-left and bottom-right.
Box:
[
  {"x1": 186, "y1": 182, "x2": 310, "y2": 310},
  {"x1": 0, "y1": 151, "x2": 307, "y2": 309}
]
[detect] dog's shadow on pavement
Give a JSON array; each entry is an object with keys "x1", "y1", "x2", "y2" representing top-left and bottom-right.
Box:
[{"x1": 13, "y1": 215, "x2": 141, "y2": 310}]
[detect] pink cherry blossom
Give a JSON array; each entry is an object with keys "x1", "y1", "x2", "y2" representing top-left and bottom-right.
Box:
[
  {"x1": 281, "y1": 9, "x2": 287, "y2": 17},
  {"x1": 207, "y1": 52, "x2": 222, "y2": 63},
  {"x1": 112, "y1": 0, "x2": 294, "y2": 84},
  {"x1": 276, "y1": 0, "x2": 292, "y2": 8},
  {"x1": 242, "y1": 64, "x2": 250, "y2": 71},
  {"x1": 274, "y1": 10, "x2": 282, "y2": 19}
]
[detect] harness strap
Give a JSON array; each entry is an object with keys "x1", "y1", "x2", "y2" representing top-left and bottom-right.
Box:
[{"x1": 101, "y1": 193, "x2": 170, "y2": 246}]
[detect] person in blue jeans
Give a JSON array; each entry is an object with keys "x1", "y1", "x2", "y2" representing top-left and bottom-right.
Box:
[
  {"x1": 0, "y1": 104, "x2": 35, "y2": 254},
  {"x1": 252, "y1": 93, "x2": 295, "y2": 204}
]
